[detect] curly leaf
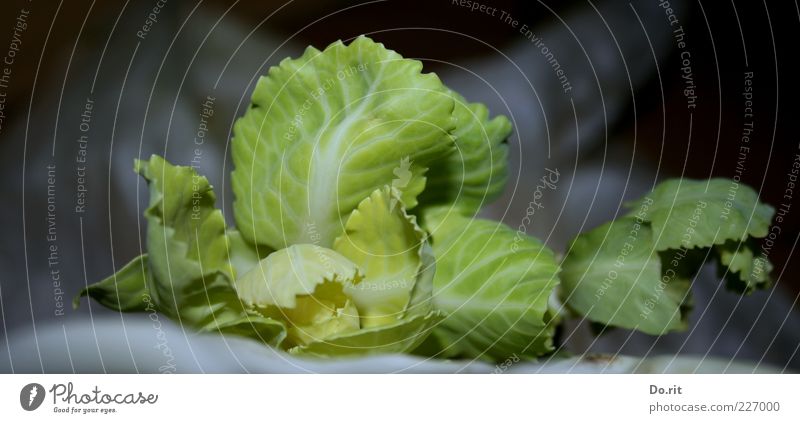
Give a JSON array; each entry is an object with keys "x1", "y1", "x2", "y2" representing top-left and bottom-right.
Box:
[
  {"x1": 391, "y1": 157, "x2": 428, "y2": 210},
  {"x1": 134, "y1": 155, "x2": 233, "y2": 306},
  {"x1": 422, "y1": 208, "x2": 559, "y2": 361},
  {"x1": 419, "y1": 90, "x2": 511, "y2": 214},
  {"x1": 234, "y1": 244, "x2": 361, "y2": 309},
  {"x1": 291, "y1": 311, "x2": 442, "y2": 357},
  {"x1": 333, "y1": 186, "x2": 430, "y2": 327},
  {"x1": 133, "y1": 155, "x2": 285, "y2": 345},
  {"x1": 561, "y1": 218, "x2": 688, "y2": 335},
  {"x1": 232, "y1": 35, "x2": 456, "y2": 250},
  {"x1": 226, "y1": 229, "x2": 271, "y2": 281},
  {"x1": 74, "y1": 254, "x2": 151, "y2": 312},
  {"x1": 715, "y1": 240, "x2": 773, "y2": 294},
  {"x1": 626, "y1": 178, "x2": 774, "y2": 251},
  {"x1": 234, "y1": 244, "x2": 362, "y2": 348}
]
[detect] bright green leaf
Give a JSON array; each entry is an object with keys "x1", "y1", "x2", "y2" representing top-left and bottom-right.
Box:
[
  {"x1": 231, "y1": 35, "x2": 456, "y2": 250},
  {"x1": 234, "y1": 244, "x2": 362, "y2": 309},
  {"x1": 626, "y1": 178, "x2": 774, "y2": 251},
  {"x1": 291, "y1": 311, "x2": 442, "y2": 357},
  {"x1": 133, "y1": 155, "x2": 285, "y2": 345},
  {"x1": 716, "y1": 240, "x2": 773, "y2": 293},
  {"x1": 422, "y1": 208, "x2": 559, "y2": 361},
  {"x1": 419, "y1": 90, "x2": 511, "y2": 214},
  {"x1": 234, "y1": 244, "x2": 363, "y2": 348},
  {"x1": 561, "y1": 218, "x2": 687, "y2": 335},
  {"x1": 226, "y1": 229, "x2": 271, "y2": 280},
  {"x1": 333, "y1": 186, "x2": 429, "y2": 327},
  {"x1": 134, "y1": 155, "x2": 233, "y2": 309},
  {"x1": 74, "y1": 254, "x2": 151, "y2": 312}
]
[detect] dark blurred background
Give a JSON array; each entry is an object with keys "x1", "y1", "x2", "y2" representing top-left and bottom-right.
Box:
[{"x1": 0, "y1": 0, "x2": 798, "y2": 371}]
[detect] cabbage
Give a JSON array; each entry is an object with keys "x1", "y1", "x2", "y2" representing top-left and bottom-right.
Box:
[{"x1": 76, "y1": 36, "x2": 775, "y2": 362}]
